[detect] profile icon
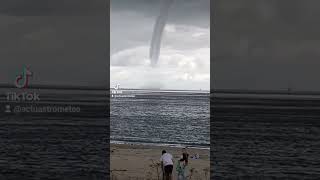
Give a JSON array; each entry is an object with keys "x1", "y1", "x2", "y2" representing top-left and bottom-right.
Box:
[{"x1": 5, "y1": 105, "x2": 11, "y2": 113}]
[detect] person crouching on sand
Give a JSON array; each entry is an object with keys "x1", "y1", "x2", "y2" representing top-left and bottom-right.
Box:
[{"x1": 160, "y1": 150, "x2": 174, "y2": 180}]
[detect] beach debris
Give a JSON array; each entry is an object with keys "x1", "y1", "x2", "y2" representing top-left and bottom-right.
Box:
[
  {"x1": 190, "y1": 153, "x2": 200, "y2": 159},
  {"x1": 111, "y1": 148, "x2": 118, "y2": 153}
]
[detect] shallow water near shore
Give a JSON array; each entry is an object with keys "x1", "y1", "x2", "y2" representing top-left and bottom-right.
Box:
[{"x1": 110, "y1": 90, "x2": 210, "y2": 149}]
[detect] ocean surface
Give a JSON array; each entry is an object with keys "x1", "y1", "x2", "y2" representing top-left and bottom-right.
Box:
[
  {"x1": 0, "y1": 88, "x2": 108, "y2": 179},
  {"x1": 212, "y1": 93, "x2": 320, "y2": 179},
  {"x1": 110, "y1": 90, "x2": 210, "y2": 149}
]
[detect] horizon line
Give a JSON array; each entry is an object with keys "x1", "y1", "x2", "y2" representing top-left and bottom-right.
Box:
[
  {"x1": 1, "y1": 83, "x2": 320, "y2": 95},
  {"x1": 0, "y1": 83, "x2": 209, "y2": 91}
]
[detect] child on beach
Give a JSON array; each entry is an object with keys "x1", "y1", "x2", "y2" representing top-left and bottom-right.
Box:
[
  {"x1": 176, "y1": 159, "x2": 187, "y2": 180},
  {"x1": 176, "y1": 148, "x2": 189, "y2": 180}
]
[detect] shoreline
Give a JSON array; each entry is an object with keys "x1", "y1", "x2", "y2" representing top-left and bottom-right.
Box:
[
  {"x1": 110, "y1": 140, "x2": 210, "y2": 150},
  {"x1": 111, "y1": 143, "x2": 210, "y2": 180}
]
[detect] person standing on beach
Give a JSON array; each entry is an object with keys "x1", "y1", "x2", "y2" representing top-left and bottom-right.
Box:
[
  {"x1": 160, "y1": 150, "x2": 174, "y2": 180},
  {"x1": 181, "y1": 148, "x2": 189, "y2": 165}
]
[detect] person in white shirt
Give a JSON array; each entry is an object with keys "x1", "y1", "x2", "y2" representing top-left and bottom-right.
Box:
[{"x1": 160, "y1": 150, "x2": 174, "y2": 180}]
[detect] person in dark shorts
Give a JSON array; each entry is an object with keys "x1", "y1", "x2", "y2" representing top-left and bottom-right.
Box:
[
  {"x1": 160, "y1": 150, "x2": 174, "y2": 180},
  {"x1": 181, "y1": 148, "x2": 189, "y2": 165}
]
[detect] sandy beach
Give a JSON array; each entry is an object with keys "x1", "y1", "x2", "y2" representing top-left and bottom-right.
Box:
[{"x1": 111, "y1": 144, "x2": 210, "y2": 180}]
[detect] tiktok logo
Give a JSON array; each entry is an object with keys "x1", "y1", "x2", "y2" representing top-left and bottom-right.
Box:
[
  {"x1": 15, "y1": 67, "x2": 33, "y2": 89},
  {"x1": 6, "y1": 66, "x2": 40, "y2": 102}
]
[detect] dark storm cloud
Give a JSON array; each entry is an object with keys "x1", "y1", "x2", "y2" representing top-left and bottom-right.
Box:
[
  {"x1": 111, "y1": 0, "x2": 210, "y2": 27},
  {"x1": 0, "y1": 0, "x2": 108, "y2": 87},
  {"x1": 110, "y1": 0, "x2": 210, "y2": 53},
  {"x1": 213, "y1": 0, "x2": 320, "y2": 91}
]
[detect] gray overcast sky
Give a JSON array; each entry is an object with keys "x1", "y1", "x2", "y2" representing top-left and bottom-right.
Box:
[
  {"x1": 111, "y1": 0, "x2": 210, "y2": 90},
  {"x1": 213, "y1": 0, "x2": 320, "y2": 91},
  {"x1": 3, "y1": 1, "x2": 318, "y2": 91},
  {"x1": 0, "y1": 0, "x2": 108, "y2": 87}
]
